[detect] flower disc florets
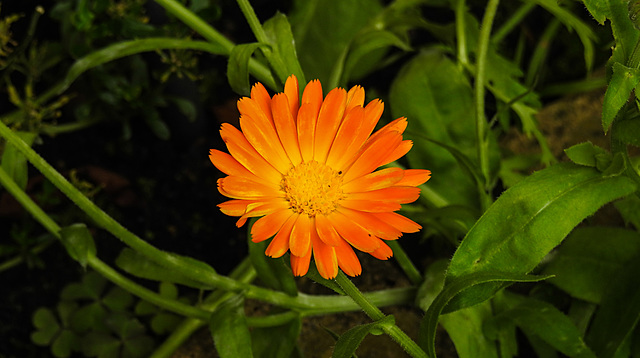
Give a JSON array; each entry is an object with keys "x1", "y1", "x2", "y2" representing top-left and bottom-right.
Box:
[{"x1": 281, "y1": 161, "x2": 344, "y2": 217}]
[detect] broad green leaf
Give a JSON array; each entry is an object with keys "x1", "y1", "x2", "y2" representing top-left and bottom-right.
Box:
[
  {"x1": 582, "y1": 0, "x2": 609, "y2": 24},
  {"x1": 59, "y1": 224, "x2": 97, "y2": 269},
  {"x1": 332, "y1": 315, "x2": 396, "y2": 358},
  {"x1": 445, "y1": 163, "x2": 637, "y2": 312},
  {"x1": 603, "y1": 63, "x2": 640, "y2": 132},
  {"x1": 115, "y1": 248, "x2": 215, "y2": 289},
  {"x1": 419, "y1": 271, "x2": 552, "y2": 358},
  {"x1": 227, "y1": 42, "x2": 267, "y2": 96},
  {"x1": 543, "y1": 227, "x2": 640, "y2": 303},
  {"x1": 1, "y1": 131, "x2": 36, "y2": 191},
  {"x1": 289, "y1": 0, "x2": 382, "y2": 87},
  {"x1": 612, "y1": 115, "x2": 640, "y2": 146},
  {"x1": 416, "y1": 259, "x2": 448, "y2": 312},
  {"x1": 564, "y1": 142, "x2": 607, "y2": 167},
  {"x1": 614, "y1": 195, "x2": 640, "y2": 230},
  {"x1": 390, "y1": 50, "x2": 478, "y2": 208},
  {"x1": 210, "y1": 296, "x2": 253, "y2": 358},
  {"x1": 262, "y1": 12, "x2": 306, "y2": 85},
  {"x1": 441, "y1": 301, "x2": 499, "y2": 358},
  {"x1": 486, "y1": 294, "x2": 596, "y2": 358},
  {"x1": 57, "y1": 38, "x2": 226, "y2": 95},
  {"x1": 587, "y1": 253, "x2": 640, "y2": 358},
  {"x1": 251, "y1": 315, "x2": 302, "y2": 358}
]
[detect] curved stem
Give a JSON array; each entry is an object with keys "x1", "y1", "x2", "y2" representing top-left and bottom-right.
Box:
[
  {"x1": 236, "y1": 0, "x2": 269, "y2": 44},
  {"x1": 492, "y1": 2, "x2": 536, "y2": 44}
]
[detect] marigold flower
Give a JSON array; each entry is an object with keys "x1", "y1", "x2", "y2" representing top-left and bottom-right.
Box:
[{"x1": 210, "y1": 75, "x2": 430, "y2": 279}]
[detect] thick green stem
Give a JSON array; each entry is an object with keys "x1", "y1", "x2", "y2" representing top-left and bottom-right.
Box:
[
  {"x1": 236, "y1": 0, "x2": 269, "y2": 44},
  {"x1": 455, "y1": 0, "x2": 469, "y2": 68}
]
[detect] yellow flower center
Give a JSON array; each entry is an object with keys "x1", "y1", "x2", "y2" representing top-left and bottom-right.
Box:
[{"x1": 281, "y1": 161, "x2": 344, "y2": 217}]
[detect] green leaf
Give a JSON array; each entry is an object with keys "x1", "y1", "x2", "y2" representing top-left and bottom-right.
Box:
[
  {"x1": 51, "y1": 330, "x2": 80, "y2": 358},
  {"x1": 614, "y1": 195, "x2": 640, "y2": 230},
  {"x1": 612, "y1": 115, "x2": 640, "y2": 146},
  {"x1": 543, "y1": 227, "x2": 640, "y2": 303},
  {"x1": 564, "y1": 142, "x2": 608, "y2": 167},
  {"x1": 289, "y1": 0, "x2": 383, "y2": 87},
  {"x1": 486, "y1": 295, "x2": 596, "y2": 358},
  {"x1": 262, "y1": 12, "x2": 306, "y2": 85},
  {"x1": 59, "y1": 224, "x2": 97, "y2": 269},
  {"x1": 31, "y1": 308, "x2": 61, "y2": 345},
  {"x1": 332, "y1": 315, "x2": 396, "y2": 358},
  {"x1": 227, "y1": 42, "x2": 267, "y2": 96},
  {"x1": 57, "y1": 38, "x2": 227, "y2": 95},
  {"x1": 209, "y1": 295, "x2": 253, "y2": 358},
  {"x1": 390, "y1": 50, "x2": 479, "y2": 208},
  {"x1": 166, "y1": 96, "x2": 197, "y2": 122},
  {"x1": 602, "y1": 63, "x2": 640, "y2": 133},
  {"x1": 581, "y1": 0, "x2": 609, "y2": 24},
  {"x1": 1, "y1": 131, "x2": 36, "y2": 191},
  {"x1": 418, "y1": 271, "x2": 552, "y2": 358},
  {"x1": 441, "y1": 301, "x2": 499, "y2": 358},
  {"x1": 115, "y1": 248, "x2": 215, "y2": 289},
  {"x1": 142, "y1": 109, "x2": 170, "y2": 140},
  {"x1": 445, "y1": 163, "x2": 637, "y2": 312},
  {"x1": 416, "y1": 259, "x2": 448, "y2": 312},
  {"x1": 61, "y1": 271, "x2": 107, "y2": 301},
  {"x1": 251, "y1": 316, "x2": 302, "y2": 358},
  {"x1": 248, "y1": 235, "x2": 298, "y2": 296},
  {"x1": 102, "y1": 286, "x2": 134, "y2": 312},
  {"x1": 81, "y1": 332, "x2": 121, "y2": 358},
  {"x1": 587, "y1": 253, "x2": 640, "y2": 358}
]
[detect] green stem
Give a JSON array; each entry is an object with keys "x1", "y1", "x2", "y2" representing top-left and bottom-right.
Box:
[
  {"x1": 491, "y1": 2, "x2": 536, "y2": 44},
  {"x1": 387, "y1": 241, "x2": 422, "y2": 285},
  {"x1": 236, "y1": 0, "x2": 270, "y2": 44},
  {"x1": 525, "y1": 18, "x2": 561, "y2": 87},
  {"x1": 455, "y1": 0, "x2": 469, "y2": 68},
  {"x1": 475, "y1": 0, "x2": 500, "y2": 209},
  {"x1": 335, "y1": 272, "x2": 427, "y2": 358}
]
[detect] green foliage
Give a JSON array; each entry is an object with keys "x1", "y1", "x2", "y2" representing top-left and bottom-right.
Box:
[{"x1": 209, "y1": 295, "x2": 253, "y2": 358}]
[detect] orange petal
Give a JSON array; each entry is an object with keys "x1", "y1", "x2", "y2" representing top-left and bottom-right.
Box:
[
  {"x1": 314, "y1": 87, "x2": 347, "y2": 162},
  {"x1": 239, "y1": 114, "x2": 291, "y2": 173},
  {"x1": 301, "y1": 79, "x2": 323, "y2": 106},
  {"x1": 251, "y1": 208, "x2": 294, "y2": 242},
  {"x1": 311, "y1": 227, "x2": 338, "y2": 279},
  {"x1": 239, "y1": 199, "x2": 290, "y2": 227},
  {"x1": 339, "y1": 199, "x2": 401, "y2": 212},
  {"x1": 248, "y1": 82, "x2": 272, "y2": 122},
  {"x1": 315, "y1": 214, "x2": 342, "y2": 246},
  {"x1": 265, "y1": 214, "x2": 298, "y2": 258},
  {"x1": 290, "y1": 244, "x2": 312, "y2": 276},
  {"x1": 348, "y1": 187, "x2": 421, "y2": 204},
  {"x1": 209, "y1": 149, "x2": 260, "y2": 181},
  {"x1": 341, "y1": 167, "x2": 404, "y2": 193},
  {"x1": 337, "y1": 207, "x2": 402, "y2": 240},
  {"x1": 342, "y1": 131, "x2": 402, "y2": 183},
  {"x1": 346, "y1": 85, "x2": 365, "y2": 111},
  {"x1": 284, "y1": 75, "x2": 299, "y2": 118},
  {"x1": 396, "y1": 169, "x2": 431, "y2": 186},
  {"x1": 368, "y1": 117, "x2": 408, "y2": 143},
  {"x1": 272, "y1": 94, "x2": 302, "y2": 165},
  {"x1": 220, "y1": 123, "x2": 282, "y2": 183},
  {"x1": 218, "y1": 199, "x2": 255, "y2": 216},
  {"x1": 334, "y1": 238, "x2": 362, "y2": 276},
  {"x1": 372, "y1": 212, "x2": 422, "y2": 233},
  {"x1": 290, "y1": 214, "x2": 311, "y2": 257},
  {"x1": 369, "y1": 238, "x2": 393, "y2": 260},
  {"x1": 217, "y1": 176, "x2": 281, "y2": 199},
  {"x1": 325, "y1": 106, "x2": 365, "y2": 169},
  {"x1": 327, "y1": 211, "x2": 380, "y2": 253},
  {"x1": 296, "y1": 103, "x2": 317, "y2": 162},
  {"x1": 380, "y1": 140, "x2": 413, "y2": 167}
]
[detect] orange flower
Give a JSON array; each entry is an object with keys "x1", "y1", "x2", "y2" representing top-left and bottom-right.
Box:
[{"x1": 210, "y1": 75, "x2": 431, "y2": 279}]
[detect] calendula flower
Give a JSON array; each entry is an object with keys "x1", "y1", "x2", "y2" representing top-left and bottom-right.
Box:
[{"x1": 210, "y1": 75, "x2": 430, "y2": 279}]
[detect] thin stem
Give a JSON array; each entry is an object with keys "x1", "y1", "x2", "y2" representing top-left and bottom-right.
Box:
[
  {"x1": 475, "y1": 0, "x2": 500, "y2": 208},
  {"x1": 525, "y1": 18, "x2": 561, "y2": 87},
  {"x1": 492, "y1": 2, "x2": 536, "y2": 44},
  {"x1": 455, "y1": 0, "x2": 469, "y2": 68},
  {"x1": 236, "y1": 0, "x2": 269, "y2": 44},
  {"x1": 387, "y1": 241, "x2": 422, "y2": 285}
]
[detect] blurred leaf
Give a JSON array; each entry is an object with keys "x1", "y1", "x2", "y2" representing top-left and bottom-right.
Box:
[
  {"x1": 332, "y1": 315, "x2": 396, "y2": 358},
  {"x1": 289, "y1": 0, "x2": 383, "y2": 87},
  {"x1": 142, "y1": 108, "x2": 170, "y2": 140},
  {"x1": 252, "y1": 316, "x2": 302, "y2": 358},
  {"x1": 416, "y1": 259, "x2": 448, "y2": 312},
  {"x1": 582, "y1": 0, "x2": 609, "y2": 24},
  {"x1": 227, "y1": 42, "x2": 266, "y2": 96},
  {"x1": 102, "y1": 287, "x2": 134, "y2": 312},
  {"x1": 1, "y1": 131, "x2": 36, "y2": 191},
  {"x1": 603, "y1": 63, "x2": 640, "y2": 132},
  {"x1": 564, "y1": 142, "x2": 608, "y2": 167},
  {"x1": 614, "y1": 195, "x2": 640, "y2": 230},
  {"x1": 445, "y1": 163, "x2": 637, "y2": 312},
  {"x1": 115, "y1": 248, "x2": 215, "y2": 289},
  {"x1": 209, "y1": 295, "x2": 253, "y2": 358},
  {"x1": 31, "y1": 308, "x2": 61, "y2": 345},
  {"x1": 543, "y1": 227, "x2": 640, "y2": 303},
  {"x1": 390, "y1": 49, "x2": 479, "y2": 208},
  {"x1": 69, "y1": 302, "x2": 108, "y2": 333},
  {"x1": 82, "y1": 332, "x2": 120, "y2": 358},
  {"x1": 262, "y1": 12, "x2": 306, "y2": 85},
  {"x1": 166, "y1": 96, "x2": 197, "y2": 122},
  {"x1": 59, "y1": 223, "x2": 96, "y2": 269},
  {"x1": 486, "y1": 294, "x2": 596, "y2": 358},
  {"x1": 419, "y1": 271, "x2": 552, "y2": 358},
  {"x1": 150, "y1": 312, "x2": 182, "y2": 335},
  {"x1": 612, "y1": 115, "x2": 640, "y2": 146},
  {"x1": 441, "y1": 301, "x2": 499, "y2": 358},
  {"x1": 587, "y1": 253, "x2": 640, "y2": 358},
  {"x1": 61, "y1": 271, "x2": 106, "y2": 301}
]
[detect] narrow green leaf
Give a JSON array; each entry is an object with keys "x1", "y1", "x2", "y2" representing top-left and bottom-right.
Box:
[
  {"x1": 419, "y1": 271, "x2": 552, "y2": 357},
  {"x1": 115, "y1": 248, "x2": 214, "y2": 289},
  {"x1": 587, "y1": 253, "x2": 640, "y2": 358},
  {"x1": 59, "y1": 223, "x2": 97, "y2": 269},
  {"x1": 602, "y1": 63, "x2": 640, "y2": 132},
  {"x1": 227, "y1": 42, "x2": 267, "y2": 96},
  {"x1": 332, "y1": 315, "x2": 396, "y2": 358},
  {"x1": 440, "y1": 301, "x2": 499, "y2": 358},
  {"x1": 209, "y1": 295, "x2": 253, "y2": 358},
  {"x1": 542, "y1": 227, "x2": 640, "y2": 303},
  {"x1": 564, "y1": 142, "x2": 608, "y2": 167},
  {"x1": 262, "y1": 12, "x2": 306, "y2": 85},
  {"x1": 445, "y1": 163, "x2": 637, "y2": 312},
  {"x1": 1, "y1": 131, "x2": 36, "y2": 191},
  {"x1": 143, "y1": 109, "x2": 170, "y2": 140}
]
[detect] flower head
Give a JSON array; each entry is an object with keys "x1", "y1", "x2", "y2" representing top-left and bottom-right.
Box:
[{"x1": 210, "y1": 75, "x2": 430, "y2": 279}]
